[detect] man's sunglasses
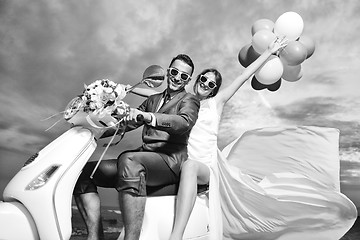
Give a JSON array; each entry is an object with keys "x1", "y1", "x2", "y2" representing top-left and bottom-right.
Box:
[
  {"x1": 199, "y1": 75, "x2": 217, "y2": 89},
  {"x1": 168, "y1": 68, "x2": 191, "y2": 81}
]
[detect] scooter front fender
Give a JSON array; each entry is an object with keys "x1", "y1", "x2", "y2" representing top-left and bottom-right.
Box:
[{"x1": 0, "y1": 201, "x2": 39, "y2": 240}]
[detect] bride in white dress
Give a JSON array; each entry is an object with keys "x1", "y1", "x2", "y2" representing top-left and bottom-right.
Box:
[{"x1": 132, "y1": 37, "x2": 357, "y2": 240}]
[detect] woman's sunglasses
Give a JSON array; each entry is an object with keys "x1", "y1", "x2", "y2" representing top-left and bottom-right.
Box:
[
  {"x1": 168, "y1": 68, "x2": 191, "y2": 81},
  {"x1": 199, "y1": 75, "x2": 217, "y2": 89}
]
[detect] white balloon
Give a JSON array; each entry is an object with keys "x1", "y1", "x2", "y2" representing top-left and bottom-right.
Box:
[
  {"x1": 255, "y1": 55, "x2": 284, "y2": 85},
  {"x1": 274, "y1": 12, "x2": 304, "y2": 41}
]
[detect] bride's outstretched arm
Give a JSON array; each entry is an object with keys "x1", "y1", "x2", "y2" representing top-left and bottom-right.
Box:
[{"x1": 215, "y1": 37, "x2": 288, "y2": 108}]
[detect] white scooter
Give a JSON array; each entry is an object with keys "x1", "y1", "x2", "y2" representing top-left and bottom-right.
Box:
[{"x1": 0, "y1": 65, "x2": 210, "y2": 240}]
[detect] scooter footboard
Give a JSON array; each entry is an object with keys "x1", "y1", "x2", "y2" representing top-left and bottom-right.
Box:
[
  {"x1": 140, "y1": 193, "x2": 210, "y2": 240},
  {"x1": 0, "y1": 201, "x2": 39, "y2": 240}
]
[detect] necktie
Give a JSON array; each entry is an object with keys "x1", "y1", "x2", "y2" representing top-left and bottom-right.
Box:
[
  {"x1": 157, "y1": 93, "x2": 171, "y2": 112},
  {"x1": 163, "y1": 93, "x2": 171, "y2": 105}
]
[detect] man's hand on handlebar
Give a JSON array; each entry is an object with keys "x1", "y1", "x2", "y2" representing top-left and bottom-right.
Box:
[{"x1": 127, "y1": 108, "x2": 152, "y2": 124}]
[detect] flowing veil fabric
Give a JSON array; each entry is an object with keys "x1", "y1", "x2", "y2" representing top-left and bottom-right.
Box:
[
  {"x1": 187, "y1": 97, "x2": 356, "y2": 239},
  {"x1": 212, "y1": 126, "x2": 357, "y2": 240}
]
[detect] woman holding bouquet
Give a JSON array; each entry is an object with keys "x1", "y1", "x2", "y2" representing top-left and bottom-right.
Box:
[{"x1": 131, "y1": 36, "x2": 357, "y2": 240}]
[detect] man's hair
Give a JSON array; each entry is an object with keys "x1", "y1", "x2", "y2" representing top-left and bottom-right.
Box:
[{"x1": 169, "y1": 54, "x2": 195, "y2": 76}]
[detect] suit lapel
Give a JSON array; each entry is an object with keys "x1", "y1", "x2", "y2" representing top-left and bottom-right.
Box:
[
  {"x1": 152, "y1": 93, "x2": 164, "y2": 112},
  {"x1": 158, "y1": 91, "x2": 185, "y2": 113}
]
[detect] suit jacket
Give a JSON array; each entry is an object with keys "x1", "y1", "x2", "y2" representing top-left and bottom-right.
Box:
[{"x1": 129, "y1": 89, "x2": 200, "y2": 176}]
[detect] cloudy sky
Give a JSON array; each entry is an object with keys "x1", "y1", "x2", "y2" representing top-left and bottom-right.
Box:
[{"x1": 0, "y1": 0, "x2": 359, "y2": 209}]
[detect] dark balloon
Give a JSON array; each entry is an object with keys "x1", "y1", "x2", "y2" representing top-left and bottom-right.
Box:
[
  {"x1": 267, "y1": 79, "x2": 282, "y2": 92},
  {"x1": 251, "y1": 76, "x2": 267, "y2": 91},
  {"x1": 238, "y1": 44, "x2": 260, "y2": 68}
]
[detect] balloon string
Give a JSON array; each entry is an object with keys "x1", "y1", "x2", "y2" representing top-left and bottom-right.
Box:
[
  {"x1": 44, "y1": 119, "x2": 62, "y2": 132},
  {"x1": 41, "y1": 111, "x2": 66, "y2": 132},
  {"x1": 41, "y1": 111, "x2": 65, "y2": 121},
  {"x1": 90, "y1": 125, "x2": 120, "y2": 179}
]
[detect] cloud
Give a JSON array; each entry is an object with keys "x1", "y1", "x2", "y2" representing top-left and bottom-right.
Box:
[
  {"x1": 274, "y1": 97, "x2": 342, "y2": 122},
  {"x1": 0, "y1": 86, "x2": 60, "y2": 153},
  {"x1": 218, "y1": 85, "x2": 285, "y2": 149},
  {"x1": 0, "y1": 0, "x2": 177, "y2": 154},
  {"x1": 273, "y1": 96, "x2": 360, "y2": 144},
  {"x1": 1, "y1": 0, "x2": 360, "y2": 208}
]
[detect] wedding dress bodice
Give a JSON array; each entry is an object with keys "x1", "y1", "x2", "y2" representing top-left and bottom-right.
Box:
[{"x1": 187, "y1": 97, "x2": 219, "y2": 166}]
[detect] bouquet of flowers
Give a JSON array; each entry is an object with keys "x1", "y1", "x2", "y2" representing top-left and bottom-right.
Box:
[
  {"x1": 82, "y1": 79, "x2": 128, "y2": 116},
  {"x1": 61, "y1": 79, "x2": 131, "y2": 177},
  {"x1": 64, "y1": 79, "x2": 129, "y2": 123}
]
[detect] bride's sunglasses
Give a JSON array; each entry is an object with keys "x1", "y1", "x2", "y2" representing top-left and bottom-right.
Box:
[
  {"x1": 199, "y1": 75, "x2": 217, "y2": 89},
  {"x1": 168, "y1": 68, "x2": 191, "y2": 81}
]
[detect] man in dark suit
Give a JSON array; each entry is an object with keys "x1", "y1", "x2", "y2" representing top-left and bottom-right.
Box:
[{"x1": 73, "y1": 54, "x2": 200, "y2": 240}]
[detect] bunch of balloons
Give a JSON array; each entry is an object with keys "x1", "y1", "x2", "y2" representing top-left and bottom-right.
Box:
[{"x1": 238, "y1": 11, "x2": 315, "y2": 91}]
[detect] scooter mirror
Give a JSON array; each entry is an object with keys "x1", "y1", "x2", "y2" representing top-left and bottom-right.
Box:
[
  {"x1": 141, "y1": 65, "x2": 165, "y2": 88},
  {"x1": 126, "y1": 65, "x2": 165, "y2": 92}
]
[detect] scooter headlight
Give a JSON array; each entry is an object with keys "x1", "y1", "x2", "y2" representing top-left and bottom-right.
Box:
[{"x1": 25, "y1": 165, "x2": 60, "y2": 190}]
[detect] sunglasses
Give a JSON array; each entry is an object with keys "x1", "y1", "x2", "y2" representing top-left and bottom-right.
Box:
[
  {"x1": 168, "y1": 67, "x2": 191, "y2": 82},
  {"x1": 199, "y1": 75, "x2": 217, "y2": 89}
]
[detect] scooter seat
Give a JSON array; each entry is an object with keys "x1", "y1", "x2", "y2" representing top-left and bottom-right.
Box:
[{"x1": 146, "y1": 183, "x2": 209, "y2": 197}]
